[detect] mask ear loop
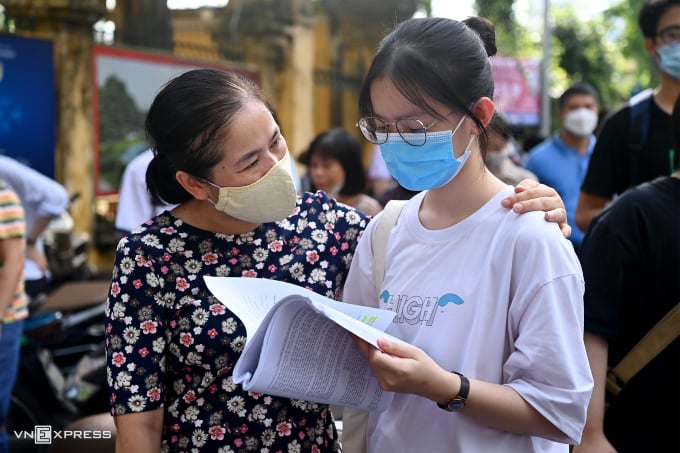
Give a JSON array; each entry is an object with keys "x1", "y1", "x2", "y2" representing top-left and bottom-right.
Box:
[
  {"x1": 451, "y1": 114, "x2": 476, "y2": 158},
  {"x1": 451, "y1": 114, "x2": 467, "y2": 136},
  {"x1": 199, "y1": 178, "x2": 221, "y2": 206},
  {"x1": 465, "y1": 134, "x2": 476, "y2": 151}
]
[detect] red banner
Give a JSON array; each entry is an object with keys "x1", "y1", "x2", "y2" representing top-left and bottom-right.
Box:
[{"x1": 490, "y1": 56, "x2": 541, "y2": 127}]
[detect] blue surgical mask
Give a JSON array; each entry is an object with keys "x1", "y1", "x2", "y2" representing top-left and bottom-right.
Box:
[
  {"x1": 378, "y1": 115, "x2": 473, "y2": 191},
  {"x1": 659, "y1": 42, "x2": 680, "y2": 80}
]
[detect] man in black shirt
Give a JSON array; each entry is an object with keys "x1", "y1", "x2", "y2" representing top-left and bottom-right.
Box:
[
  {"x1": 574, "y1": 75, "x2": 680, "y2": 453},
  {"x1": 575, "y1": 0, "x2": 679, "y2": 231}
]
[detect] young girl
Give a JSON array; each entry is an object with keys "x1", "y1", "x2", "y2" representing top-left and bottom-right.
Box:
[{"x1": 343, "y1": 17, "x2": 593, "y2": 452}]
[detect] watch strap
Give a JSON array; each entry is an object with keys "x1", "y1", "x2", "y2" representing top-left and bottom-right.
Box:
[{"x1": 436, "y1": 371, "x2": 470, "y2": 411}]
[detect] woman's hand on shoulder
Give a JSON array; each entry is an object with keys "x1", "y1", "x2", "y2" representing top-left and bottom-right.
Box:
[{"x1": 501, "y1": 179, "x2": 571, "y2": 239}]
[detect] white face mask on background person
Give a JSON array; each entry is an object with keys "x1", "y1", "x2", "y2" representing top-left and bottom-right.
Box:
[
  {"x1": 205, "y1": 151, "x2": 298, "y2": 223},
  {"x1": 562, "y1": 108, "x2": 598, "y2": 137}
]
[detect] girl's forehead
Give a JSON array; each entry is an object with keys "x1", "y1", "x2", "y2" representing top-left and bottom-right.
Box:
[
  {"x1": 370, "y1": 79, "x2": 421, "y2": 119},
  {"x1": 370, "y1": 78, "x2": 449, "y2": 120}
]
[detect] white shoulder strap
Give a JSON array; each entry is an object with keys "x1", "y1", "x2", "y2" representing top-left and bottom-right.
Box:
[
  {"x1": 341, "y1": 199, "x2": 406, "y2": 453},
  {"x1": 372, "y1": 200, "x2": 407, "y2": 298}
]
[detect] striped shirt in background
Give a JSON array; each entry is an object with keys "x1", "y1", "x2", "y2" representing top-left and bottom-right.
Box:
[{"x1": 0, "y1": 180, "x2": 28, "y2": 322}]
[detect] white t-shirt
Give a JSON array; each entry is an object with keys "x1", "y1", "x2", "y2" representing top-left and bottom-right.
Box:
[
  {"x1": 115, "y1": 149, "x2": 173, "y2": 234},
  {"x1": 342, "y1": 188, "x2": 592, "y2": 453}
]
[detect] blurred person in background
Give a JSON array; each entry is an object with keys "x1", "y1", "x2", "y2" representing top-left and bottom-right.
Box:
[
  {"x1": 115, "y1": 148, "x2": 175, "y2": 239},
  {"x1": 576, "y1": 0, "x2": 680, "y2": 231},
  {"x1": 486, "y1": 113, "x2": 537, "y2": 186},
  {"x1": 367, "y1": 144, "x2": 395, "y2": 199},
  {"x1": 525, "y1": 82, "x2": 600, "y2": 250},
  {"x1": 0, "y1": 155, "x2": 69, "y2": 300},
  {"x1": 0, "y1": 179, "x2": 28, "y2": 453},
  {"x1": 300, "y1": 127, "x2": 383, "y2": 216}
]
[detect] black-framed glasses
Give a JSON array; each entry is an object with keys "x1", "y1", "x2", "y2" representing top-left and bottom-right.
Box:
[
  {"x1": 657, "y1": 25, "x2": 680, "y2": 45},
  {"x1": 356, "y1": 117, "x2": 441, "y2": 146}
]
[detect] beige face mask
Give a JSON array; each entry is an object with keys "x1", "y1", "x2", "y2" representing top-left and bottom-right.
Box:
[{"x1": 205, "y1": 151, "x2": 297, "y2": 223}]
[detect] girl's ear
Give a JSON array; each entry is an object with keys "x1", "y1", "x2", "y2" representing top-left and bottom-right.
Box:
[
  {"x1": 176, "y1": 170, "x2": 212, "y2": 201},
  {"x1": 471, "y1": 97, "x2": 496, "y2": 133}
]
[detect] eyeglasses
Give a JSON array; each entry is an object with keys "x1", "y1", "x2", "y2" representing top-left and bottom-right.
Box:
[
  {"x1": 657, "y1": 25, "x2": 680, "y2": 45},
  {"x1": 356, "y1": 117, "x2": 441, "y2": 146}
]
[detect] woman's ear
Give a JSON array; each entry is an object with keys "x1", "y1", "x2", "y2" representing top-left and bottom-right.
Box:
[
  {"x1": 176, "y1": 170, "x2": 212, "y2": 201},
  {"x1": 471, "y1": 97, "x2": 496, "y2": 133}
]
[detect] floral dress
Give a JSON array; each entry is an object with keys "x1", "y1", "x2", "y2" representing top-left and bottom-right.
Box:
[{"x1": 105, "y1": 191, "x2": 369, "y2": 452}]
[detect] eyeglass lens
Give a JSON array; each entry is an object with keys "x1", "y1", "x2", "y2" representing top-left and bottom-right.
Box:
[
  {"x1": 358, "y1": 118, "x2": 428, "y2": 146},
  {"x1": 658, "y1": 25, "x2": 680, "y2": 44}
]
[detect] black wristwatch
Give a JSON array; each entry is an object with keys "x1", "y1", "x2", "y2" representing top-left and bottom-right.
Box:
[{"x1": 436, "y1": 371, "x2": 470, "y2": 412}]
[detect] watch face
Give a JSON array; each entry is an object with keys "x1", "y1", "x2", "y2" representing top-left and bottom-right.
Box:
[{"x1": 447, "y1": 399, "x2": 465, "y2": 411}]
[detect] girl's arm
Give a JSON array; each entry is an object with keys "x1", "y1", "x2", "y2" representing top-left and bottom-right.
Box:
[{"x1": 355, "y1": 337, "x2": 567, "y2": 441}]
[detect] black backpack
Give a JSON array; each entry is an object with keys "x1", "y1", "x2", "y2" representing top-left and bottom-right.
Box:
[{"x1": 627, "y1": 88, "x2": 654, "y2": 185}]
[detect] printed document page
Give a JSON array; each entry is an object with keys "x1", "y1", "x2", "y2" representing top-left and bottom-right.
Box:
[{"x1": 204, "y1": 276, "x2": 401, "y2": 410}]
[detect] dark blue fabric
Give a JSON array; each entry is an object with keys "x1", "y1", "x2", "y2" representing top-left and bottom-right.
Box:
[{"x1": 0, "y1": 320, "x2": 25, "y2": 453}]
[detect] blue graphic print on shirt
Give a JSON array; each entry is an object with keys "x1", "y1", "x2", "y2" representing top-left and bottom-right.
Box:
[{"x1": 380, "y1": 290, "x2": 464, "y2": 326}]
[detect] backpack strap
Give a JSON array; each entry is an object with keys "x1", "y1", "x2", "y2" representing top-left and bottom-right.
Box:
[
  {"x1": 341, "y1": 199, "x2": 407, "y2": 453},
  {"x1": 606, "y1": 302, "x2": 680, "y2": 395},
  {"x1": 627, "y1": 88, "x2": 654, "y2": 186},
  {"x1": 372, "y1": 200, "x2": 407, "y2": 298}
]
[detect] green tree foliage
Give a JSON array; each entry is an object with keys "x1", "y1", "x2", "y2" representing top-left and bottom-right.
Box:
[
  {"x1": 469, "y1": 0, "x2": 654, "y2": 132},
  {"x1": 98, "y1": 76, "x2": 146, "y2": 192},
  {"x1": 98, "y1": 76, "x2": 144, "y2": 144},
  {"x1": 475, "y1": 0, "x2": 523, "y2": 55},
  {"x1": 606, "y1": 0, "x2": 655, "y2": 89},
  {"x1": 548, "y1": 0, "x2": 656, "y2": 111},
  {"x1": 551, "y1": 8, "x2": 621, "y2": 107}
]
